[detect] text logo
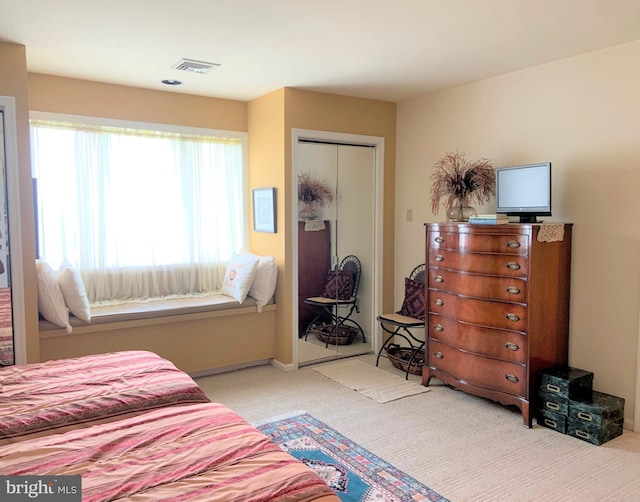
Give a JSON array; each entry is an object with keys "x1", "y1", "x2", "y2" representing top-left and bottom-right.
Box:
[{"x1": 0, "y1": 476, "x2": 81, "y2": 501}]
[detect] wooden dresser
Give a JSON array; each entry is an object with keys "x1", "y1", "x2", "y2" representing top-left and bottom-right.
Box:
[{"x1": 423, "y1": 222, "x2": 572, "y2": 427}]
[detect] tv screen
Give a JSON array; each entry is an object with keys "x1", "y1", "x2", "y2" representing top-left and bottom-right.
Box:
[{"x1": 495, "y1": 162, "x2": 551, "y2": 223}]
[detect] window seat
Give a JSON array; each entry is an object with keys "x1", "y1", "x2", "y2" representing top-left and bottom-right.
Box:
[
  {"x1": 38, "y1": 293, "x2": 277, "y2": 374},
  {"x1": 39, "y1": 293, "x2": 272, "y2": 333}
]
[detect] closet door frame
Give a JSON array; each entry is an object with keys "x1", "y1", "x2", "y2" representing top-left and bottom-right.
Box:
[
  {"x1": 291, "y1": 128, "x2": 384, "y2": 368},
  {"x1": 0, "y1": 96, "x2": 26, "y2": 365}
]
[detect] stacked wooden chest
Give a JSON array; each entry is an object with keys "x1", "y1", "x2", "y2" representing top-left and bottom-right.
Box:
[{"x1": 536, "y1": 366, "x2": 625, "y2": 446}]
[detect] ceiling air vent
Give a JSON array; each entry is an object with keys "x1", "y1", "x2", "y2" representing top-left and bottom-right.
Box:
[{"x1": 171, "y1": 58, "x2": 221, "y2": 74}]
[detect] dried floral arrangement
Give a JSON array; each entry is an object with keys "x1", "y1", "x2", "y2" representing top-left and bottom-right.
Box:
[
  {"x1": 298, "y1": 171, "x2": 335, "y2": 207},
  {"x1": 429, "y1": 151, "x2": 495, "y2": 214}
]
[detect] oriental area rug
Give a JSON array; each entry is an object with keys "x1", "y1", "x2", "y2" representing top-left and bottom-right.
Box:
[{"x1": 255, "y1": 411, "x2": 448, "y2": 502}]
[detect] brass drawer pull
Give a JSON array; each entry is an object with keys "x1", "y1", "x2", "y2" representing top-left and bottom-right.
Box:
[
  {"x1": 435, "y1": 254, "x2": 444, "y2": 262},
  {"x1": 434, "y1": 351, "x2": 443, "y2": 359},
  {"x1": 545, "y1": 402, "x2": 560, "y2": 411},
  {"x1": 576, "y1": 430, "x2": 591, "y2": 440},
  {"x1": 506, "y1": 262, "x2": 521, "y2": 270},
  {"x1": 505, "y1": 313, "x2": 520, "y2": 322},
  {"x1": 434, "y1": 275, "x2": 444, "y2": 283},
  {"x1": 504, "y1": 342, "x2": 519, "y2": 351},
  {"x1": 433, "y1": 324, "x2": 443, "y2": 332},
  {"x1": 544, "y1": 418, "x2": 558, "y2": 429},
  {"x1": 435, "y1": 236, "x2": 444, "y2": 244},
  {"x1": 546, "y1": 384, "x2": 561, "y2": 394},
  {"x1": 577, "y1": 412, "x2": 593, "y2": 422},
  {"x1": 505, "y1": 373, "x2": 519, "y2": 383},
  {"x1": 506, "y1": 286, "x2": 521, "y2": 294},
  {"x1": 435, "y1": 298, "x2": 444, "y2": 306},
  {"x1": 506, "y1": 240, "x2": 521, "y2": 249}
]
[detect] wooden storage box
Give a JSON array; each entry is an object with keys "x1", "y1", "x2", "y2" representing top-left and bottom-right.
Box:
[
  {"x1": 567, "y1": 417, "x2": 623, "y2": 446},
  {"x1": 538, "y1": 366, "x2": 593, "y2": 403},
  {"x1": 536, "y1": 408, "x2": 568, "y2": 434},
  {"x1": 537, "y1": 388, "x2": 570, "y2": 416},
  {"x1": 567, "y1": 391, "x2": 625, "y2": 445}
]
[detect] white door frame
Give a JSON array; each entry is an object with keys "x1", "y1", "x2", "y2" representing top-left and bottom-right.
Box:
[
  {"x1": 0, "y1": 96, "x2": 26, "y2": 365},
  {"x1": 291, "y1": 128, "x2": 384, "y2": 369}
]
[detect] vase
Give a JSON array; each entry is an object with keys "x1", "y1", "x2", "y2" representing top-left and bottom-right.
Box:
[
  {"x1": 299, "y1": 201, "x2": 318, "y2": 220},
  {"x1": 446, "y1": 200, "x2": 477, "y2": 222}
]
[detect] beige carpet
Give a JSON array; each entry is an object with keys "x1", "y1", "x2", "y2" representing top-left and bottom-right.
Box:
[
  {"x1": 298, "y1": 339, "x2": 336, "y2": 362},
  {"x1": 195, "y1": 354, "x2": 640, "y2": 502},
  {"x1": 312, "y1": 358, "x2": 429, "y2": 403}
]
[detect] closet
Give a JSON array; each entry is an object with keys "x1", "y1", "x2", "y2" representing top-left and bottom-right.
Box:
[
  {"x1": 295, "y1": 138, "x2": 376, "y2": 364},
  {"x1": 0, "y1": 97, "x2": 25, "y2": 367}
]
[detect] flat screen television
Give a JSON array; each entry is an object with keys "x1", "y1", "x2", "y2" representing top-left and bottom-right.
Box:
[{"x1": 495, "y1": 162, "x2": 551, "y2": 223}]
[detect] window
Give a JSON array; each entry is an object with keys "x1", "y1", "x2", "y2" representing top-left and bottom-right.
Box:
[{"x1": 30, "y1": 115, "x2": 248, "y2": 305}]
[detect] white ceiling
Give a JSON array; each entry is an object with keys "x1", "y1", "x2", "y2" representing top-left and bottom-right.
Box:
[{"x1": 1, "y1": 0, "x2": 639, "y2": 103}]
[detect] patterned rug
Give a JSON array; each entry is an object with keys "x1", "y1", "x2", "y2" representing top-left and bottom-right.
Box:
[{"x1": 255, "y1": 411, "x2": 448, "y2": 502}]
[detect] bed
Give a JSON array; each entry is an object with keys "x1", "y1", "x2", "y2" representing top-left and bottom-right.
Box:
[{"x1": 0, "y1": 351, "x2": 338, "y2": 501}]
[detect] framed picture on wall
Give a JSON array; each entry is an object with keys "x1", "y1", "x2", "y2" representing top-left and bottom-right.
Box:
[{"x1": 253, "y1": 187, "x2": 277, "y2": 233}]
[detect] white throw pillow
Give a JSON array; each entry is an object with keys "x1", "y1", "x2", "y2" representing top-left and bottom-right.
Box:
[
  {"x1": 221, "y1": 253, "x2": 259, "y2": 303},
  {"x1": 57, "y1": 259, "x2": 91, "y2": 323},
  {"x1": 245, "y1": 253, "x2": 278, "y2": 312},
  {"x1": 36, "y1": 260, "x2": 72, "y2": 333}
]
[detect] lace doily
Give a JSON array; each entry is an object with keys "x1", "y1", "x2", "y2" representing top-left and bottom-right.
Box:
[
  {"x1": 537, "y1": 223, "x2": 565, "y2": 242},
  {"x1": 304, "y1": 219, "x2": 326, "y2": 231}
]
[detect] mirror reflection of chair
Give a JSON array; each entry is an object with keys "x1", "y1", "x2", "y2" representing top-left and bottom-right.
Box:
[
  {"x1": 303, "y1": 254, "x2": 366, "y2": 347},
  {"x1": 376, "y1": 264, "x2": 426, "y2": 379}
]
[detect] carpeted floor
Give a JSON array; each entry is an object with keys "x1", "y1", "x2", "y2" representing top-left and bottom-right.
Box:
[
  {"x1": 196, "y1": 354, "x2": 640, "y2": 502},
  {"x1": 255, "y1": 410, "x2": 448, "y2": 501}
]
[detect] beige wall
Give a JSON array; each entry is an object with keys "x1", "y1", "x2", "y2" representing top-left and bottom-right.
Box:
[
  {"x1": 248, "y1": 88, "x2": 397, "y2": 365},
  {"x1": 396, "y1": 41, "x2": 640, "y2": 427},
  {"x1": 5, "y1": 64, "x2": 398, "y2": 371},
  {"x1": 0, "y1": 43, "x2": 39, "y2": 362},
  {"x1": 28, "y1": 74, "x2": 247, "y2": 131},
  {"x1": 247, "y1": 89, "x2": 289, "y2": 362},
  {"x1": 284, "y1": 88, "x2": 397, "y2": 358}
]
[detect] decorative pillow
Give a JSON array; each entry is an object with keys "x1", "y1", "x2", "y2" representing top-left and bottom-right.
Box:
[
  {"x1": 36, "y1": 260, "x2": 72, "y2": 333},
  {"x1": 221, "y1": 253, "x2": 260, "y2": 303},
  {"x1": 397, "y1": 277, "x2": 425, "y2": 320},
  {"x1": 57, "y1": 259, "x2": 91, "y2": 323},
  {"x1": 245, "y1": 253, "x2": 278, "y2": 313},
  {"x1": 321, "y1": 270, "x2": 354, "y2": 301}
]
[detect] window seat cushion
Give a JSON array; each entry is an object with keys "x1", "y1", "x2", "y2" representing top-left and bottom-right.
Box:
[{"x1": 39, "y1": 293, "x2": 268, "y2": 331}]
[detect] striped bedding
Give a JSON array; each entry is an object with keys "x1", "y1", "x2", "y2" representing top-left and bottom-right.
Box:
[
  {"x1": 0, "y1": 402, "x2": 338, "y2": 502},
  {"x1": 0, "y1": 350, "x2": 210, "y2": 444}
]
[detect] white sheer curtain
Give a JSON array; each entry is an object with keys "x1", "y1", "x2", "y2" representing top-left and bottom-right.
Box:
[{"x1": 31, "y1": 119, "x2": 246, "y2": 304}]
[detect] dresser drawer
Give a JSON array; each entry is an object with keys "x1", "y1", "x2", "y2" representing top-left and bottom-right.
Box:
[
  {"x1": 428, "y1": 248, "x2": 528, "y2": 278},
  {"x1": 428, "y1": 267, "x2": 527, "y2": 302},
  {"x1": 427, "y1": 314, "x2": 527, "y2": 363},
  {"x1": 428, "y1": 339, "x2": 526, "y2": 397},
  {"x1": 429, "y1": 231, "x2": 529, "y2": 255},
  {"x1": 427, "y1": 290, "x2": 527, "y2": 332}
]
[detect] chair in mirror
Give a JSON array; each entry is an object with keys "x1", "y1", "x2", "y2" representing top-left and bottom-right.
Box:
[{"x1": 303, "y1": 254, "x2": 366, "y2": 347}]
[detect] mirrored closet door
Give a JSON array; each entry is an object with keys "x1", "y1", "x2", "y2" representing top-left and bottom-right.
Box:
[
  {"x1": 296, "y1": 139, "x2": 375, "y2": 365},
  {"x1": 0, "y1": 110, "x2": 14, "y2": 366}
]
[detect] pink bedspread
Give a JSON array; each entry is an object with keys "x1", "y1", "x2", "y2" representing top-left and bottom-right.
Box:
[
  {"x1": 0, "y1": 350, "x2": 210, "y2": 443},
  {"x1": 0, "y1": 402, "x2": 337, "y2": 502}
]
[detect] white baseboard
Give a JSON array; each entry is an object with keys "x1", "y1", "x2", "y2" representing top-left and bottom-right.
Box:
[
  {"x1": 270, "y1": 358, "x2": 296, "y2": 372},
  {"x1": 189, "y1": 359, "x2": 270, "y2": 378}
]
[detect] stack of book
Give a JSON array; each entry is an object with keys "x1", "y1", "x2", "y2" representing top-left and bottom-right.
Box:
[{"x1": 468, "y1": 214, "x2": 510, "y2": 225}]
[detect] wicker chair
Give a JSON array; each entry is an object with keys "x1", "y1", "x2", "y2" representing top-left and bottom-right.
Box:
[
  {"x1": 303, "y1": 254, "x2": 366, "y2": 347},
  {"x1": 376, "y1": 263, "x2": 425, "y2": 379}
]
